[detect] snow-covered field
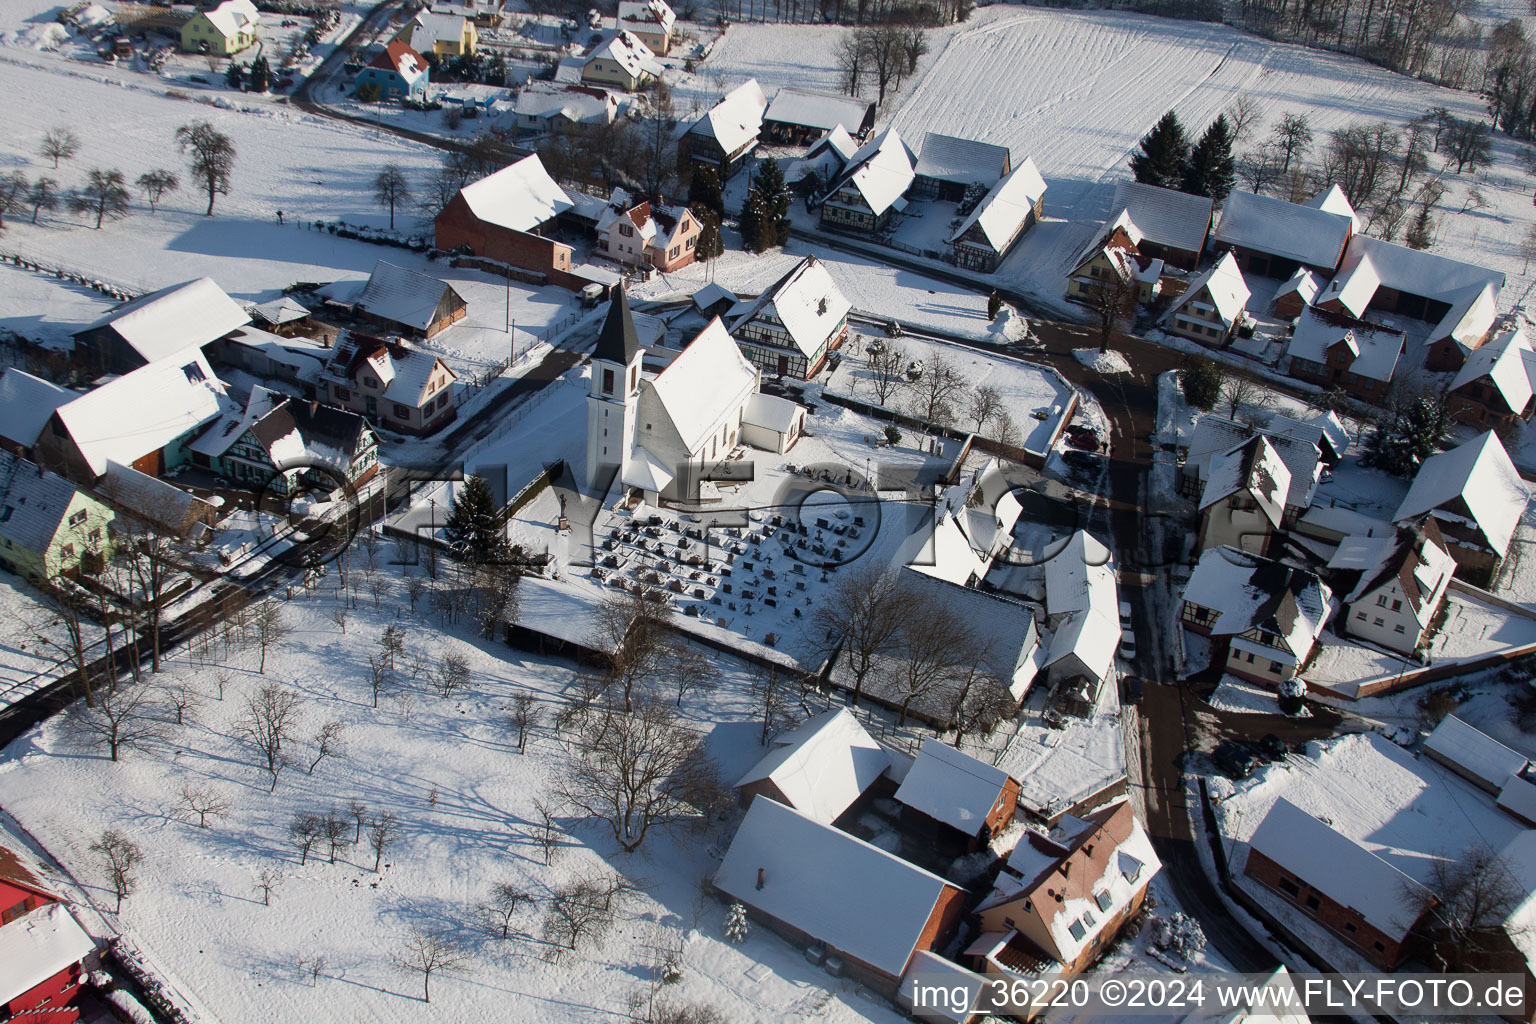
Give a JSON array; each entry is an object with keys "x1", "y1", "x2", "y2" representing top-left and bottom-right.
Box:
[{"x1": 0, "y1": 563, "x2": 912, "y2": 1024}]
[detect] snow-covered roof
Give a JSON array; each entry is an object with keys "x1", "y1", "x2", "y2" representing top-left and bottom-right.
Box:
[
  {"x1": 1184, "y1": 415, "x2": 1322, "y2": 510},
  {"x1": 824, "y1": 127, "x2": 916, "y2": 217},
  {"x1": 354, "y1": 260, "x2": 464, "y2": 333},
  {"x1": 1274, "y1": 265, "x2": 1323, "y2": 309},
  {"x1": 186, "y1": 384, "x2": 284, "y2": 459},
  {"x1": 734, "y1": 708, "x2": 890, "y2": 825},
  {"x1": 1435, "y1": 281, "x2": 1501, "y2": 348},
  {"x1": 100, "y1": 460, "x2": 212, "y2": 530},
  {"x1": 1110, "y1": 181, "x2": 1212, "y2": 255},
  {"x1": 1182, "y1": 546, "x2": 1332, "y2": 657},
  {"x1": 690, "y1": 282, "x2": 736, "y2": 312},
  {"x1": 1285, "y1": 306, "x2": 1403, "y2": 384},
  {"x1": 787, "y1": 125, "x2": 857, "y2": 185},
  {"x1": 1266, "y1": 410, "x2": 1348, "y2": 464},
  {"x1": 0, "y1": 369, "x2": 70, "y2": 450},
  {"x1": 1199, "y1": 434, "x2": 1289, "y2": 528},
  {"x1": 727, "y1": 255, "x2": 850, "y2": 360},
  {"x1": 1499, "y1": 831, "x2": 1536, "y2": 970},
  {"x1": 513, "y1": 82, "x2": 615, "y2": 124},
  {"x1": 0, "y1": 902, "x2": 95, "y2": 1005},
  {"x1": 913, "y1": 132, "x2": 1010, "y2": 188},
  {"x1": 715, "y1": 796, "x2": 957, "y2": 979},
  {"x1": 0, "y1": 451, "x2": 88, "y2": 555},
  {"x1": 687, "y1": 79, "x2": 768, "y2": 154},
  {"x1": 1042, "y1": 530, "x2": 1119, "y2": 682},
  {"x1": 764, "y1": 87, "x2": 874, "y2": 135},
  {"x1": 1393, "y1": 431, "x2": 1527, "y2": 557},
  {"x1": 617, "y1": 0, "x2": 675, "y2": 34},
  {"x1": 369, "y1": 40, "x2": 428, "y2": 83},
  {"x1": 1423, "y1": 715, "x2": 1531, "y2": 792},
  {"x1": 588, "y1": 30, "x2": 660, "y2": 79},
  {"x1": 200, "y1": 0, "x2": 258, "y2": 37},
  {"x1": 1497, "y1": 773, "x2": 1536, "y2": 826},
  {"x1": 1450, "y1": 324, "x2": 1533, "y2": 413},
  {"x1": 1306, "y1": 183, "x2": 1360, "y2": 230},
  {"x1": 1334, "y1": 521, "x2": 1454, "y2": 627},
  {"x1": 897, "y1": 952, "x2": 988, "y2": 1022},
  {"x1": 895, "y1": 738, "x2": 1012, "y2": 835},
  {"x1": 53, "y1": 351, "x2": 228, "y2": 477},
  {"x1": 455, "y1": 154, "x2": 574, "y2": 233},
  {"x1": 1214, "y1": 190, "x2": 1353, "y2": 271},
  {"x1": 1323, "y1": 235, "x2": 1504, "y2": 330},
  {"x1": 405, "y1": 10, "x2": 470, "y2": 51},
  {"x1": 742, "y1": 392, "x2": 802, "y2": 435},
  {"x1": 621, "y1": 444, "x2": 674, "y2": 493},
  {"x1": 74, "y1": 277, "x2": 250, "y2": 365},
  {"x1": 644, "y1": 318, "x2": 757, "y2": 455},
  {"x1": 249, "y1": 295, "x2": 310, "y2": 327},
  {"x1": 948, "y1": 159, "x2": 1047, "y2": 253},
  {"x1": 1164, "y1": 252, "x2": 1249, "y2": 328},
  {"x1": 1247, "y1": 797, "x2": 1430, "y2": 939}
]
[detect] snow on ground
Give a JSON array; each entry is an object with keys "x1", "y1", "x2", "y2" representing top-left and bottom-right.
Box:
[
  {"x1": 1206, "y1": 676, "x2": 1285, "y2": 716},
  {"x1": 999, "y1": 667, "x2": 1126, "y2": 817},
  {"x1": 1327, "y1": 669, "x2": 1536, "y2": 759},
  {"x1": 0, "y1": 572, "x2": 91, "y2": 704},
  {"x1": 0, "y1": 262, "x2": 114, "y2": 349},
  {"x1": 0, "y1": 557, "x2": 911, "y2": 1024},
  {"x1": 1072, "y1": 348, "x2": 1131, "y2": 374}
]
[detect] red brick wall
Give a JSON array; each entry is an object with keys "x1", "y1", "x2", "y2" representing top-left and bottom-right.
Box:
[
  {"x1": 915, "y1": 884, "x2": 968, "y2": 962},
  {"x1": 1245, "y1": 848, "x2": 1408, "y2": 968},
  {"x1": 434, "y1": 197, "x2": 582, "y2": 289},
  {"x1": 987, "y1": 779, "x2": 1021, "y2": 836},
  {"x1": 6, "y1": 961, "x2": 84, "y2": 1024}
]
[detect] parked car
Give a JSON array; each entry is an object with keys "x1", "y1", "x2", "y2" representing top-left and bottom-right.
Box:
[
  {"x1": 1121, "y1": 676, "x2": 1143, "y2": 705},
  {"x1": 1119, "y1": 630, "x2": 1136, "y2": 661},
  {"x1": 1062, "y1": 450, "x2": 1099, "y2": 470},
  {"x1": 1258, "y1": 733, "x2": 1289, "y2": 761},
  {"x1": 1118, "y1": 600, "x2": 1133, "y2": 630},
  {"x1": 1066, "y1": 432, "x2": 1101, "y2": 451},
  {"x1": 1213, "y1": 740, "x2": 1259, "y2": 779}
]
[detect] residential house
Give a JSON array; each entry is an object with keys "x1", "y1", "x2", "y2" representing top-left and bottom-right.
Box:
[
  {"x1": 714, "y1": 796, "x2": 969, "y2": 999},
  {"x1": 896, "y1": 952, "x2": 992, "y2": 1024},
  {"x1": 1447, "y1": 324, "x2": 1536, "y2": 430},
  {"x1": 972, "y1": 801, "x2": 1160, "y2": 982},
  {"x1": 1181, "y1": 546, "x2": 1332, "y2": 686},
  {"x1": 180, "y1": 0, "x2": 258, "y2": 54},
  {"x1": 580, "y1": 31, "x2": 660, "y2": 92},
  {"x1": 1494, "y1": 832, "x2": 1536, "y2": 1024},
  {"x1": 1423, "y1": 715, "x2": 1532, "y2": 796},
  {"x1": 248, "y1": 296, "x2": 313, "y2": 338},
  {"x1": 1161, "y1": 252, "x2": 1249, "y2": 345},
  {"x1": 0, "y1": 840, "x2": 96, "y2": 1024},
  {"x1": 434, "y1": 155, "x2": 586, "y2": 289},
  {"x1": 321, "y1": 332, "x2": 458, "y2": 435},
  {"x1": 734, "y1": 708, "x2": 892, "y2": 824},
  {"x1": 208, "y1": 325, "x2": 328, "y2": 396},
  {"x1": 584, "y1": 291, "x2": 805, "y2": 500},
  {"x1": 817, "y1": 127, "x2": 916, "y2": 235},
  {"x1": 787, "y1": 125, "x2": 857, "y2": 192},
  {"x1": 677, "y1": 79, "x2": 769, "y2": 180},
  {"x1": 1283, "y1": 307, "x2": 1404, "y2": 400},
  {"x1": 512, "y1": 83, "x2": 617, "y2": 136},
  {"x1": 1179, "y1": 416, "x2": 1323, "y2": 524},
  {"x1": 1065, "y1": 212, "x2": 1161, "y2": 305},
  {"x1": 1212, "y1": 189, "x2": 1355, "y2": 279},
  {"x1": 1244, "y1": 797, "x2": 1430, "y2": 969},
  {"x1": 72, "y1": 277, "x2": 250, "y2": 376},
  {"x1": 1328, "y1": 520, "x2": 1454, "y2": 655},
  {"x1": 895, "y1": 739, "x2": 1020, "y2": 850},
  {"x1": 1196, "y1": 434, "x2": 1291, "y2": 554},
  {"x1": 356, "y1": 41, "x2": 430, "y2": 102},
  {"x1": 1041, "y1": 530, "x2": 1121, "y2": 711},
  {"x1": 0, "y1": 369, "x2": 70, "y2": 458},
  {"x1": 690, "y1": 281, "x2": 736, "y2": 319},
  {"x1": 762, "y1": 87, "x2": 875, "y2": 144},
  {"x1": 594, "y1": 192, "x2": 702, "y2": 272},
  {"x1": 615, "y1": 0, "x2": 676, "y2": 56},
  {"x1": 1273, "y1": 266, "x2": 1323, "y2": 319},
  {"x1": 353, "y1": 260, "x2": 467, "y2": 339},
  {"x1": 910, "y1": 133, "x2": 1011, "y2": 202},
  {"x1": 35, "y1": 350, "x2": 229, "y2": 482},
  {"x1": 189, "y1": 386, "x2": 380, "y2": 494},
  {"x1": 1317, "y1": 234, "x2": 1503, "y2": 352},
  {"x1": 726, "y1": 255, "x2": 850, "y2": 378},
  {"x1": 0, "y1": 451, "x2": 114, "y2": 581},
  {"x1": 98, "y1": 460, "x2": 217, "y2": 539},
  {"x1": 397, "y1": 9, "x2": 477, "y2": 56},
  {"x1": 948, "y1": 160, "x2": 1047, "y2": 272},
  {"x1": 1265, "y1": 411, "x2": 1348, "y2": 465},
  {"x1": 1107, "y1": 181, "x2": 1214, "y2": 270},
  {"x1": 1392, "y1": 430, "x2": 1527, "y2": 585}
]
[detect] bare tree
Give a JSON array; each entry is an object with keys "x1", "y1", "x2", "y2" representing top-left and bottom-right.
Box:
[
  {"x1": 297, "y1": 954, "x2": 326, "y2": 986},
  {"x1": 71, "y1": 680, "x2": 164, "y2": 762},
  {"x1": 1521, "y1": 223, "x2": 1536, "y2": 273},
  {"x1": 951, "y1": 677, "x2": 1012, "y2": 748},
  {"x1": 667, "y1": 642, "x2": 714, "y2": 707},
  {"x1": 251, "y1": 601, "x2": 289, "y2": 673},
  {"x1": 242, "y1": 683, "x2": 304, "y2": 791},
  {"x1": 911, "y1": 352, "x2": 966, "y2": 424},
  {"x1": 321, "y1": 810, "x2": 352, "y2": 863},
  {"x1": 366, "y1": 653, "x2": 389, "y2": 709},
  {"x1": 70, "y1": 169, "x2": 131, "y2": 229},
  {"x1": 587, "y1": 590, "x2": 673, "y2": 711},
  {"x1": 342, "y1": 800, "x2": 368, "y2": 844},
  {"x1": 165, "y1": 684, "x2": 201, "y2": 726},
  {"x1": 834, "y1": 32, "x2": 866, "y2": 96},
  {"x1": 307, "y1": 720, "x2": 345, "y2": 774},
  {"x1": 331, "y1": 605, "x2": 348, "y2": 634},
  {"x1": 368, "y1": 811, "x2": 401, "y2": 871},
  {"x1": 177, "y1": 783, "x2": 230, "y2": 828},
  {"x1": 90, "y1": 829, "x2": 142, "y2": 912},
  {"x1": 39, "y1": 128, "x2": 80, "y2": 169},
  {"x1": 434, "y1": 653, "x2": 471, "y2": 698},
  {"x1": 1225, "y1": 96, "x2": 1263, "y2": 145},
  {"x1": 811, "y1": 566, "x2": 909, "y2": 706},
  {"x1": 1237, "y1": 150, "x2": 1283, "y2": 195},
  {"x1": 373, "y1": 164, "x2": 412, "y2": 230},
  {"x1": 1271, "y1": 112, "x2": 1313, "y2": 173},
  {"x1": 1219, "y1": 374, "x2": 1272, "y2": 422},
  {"x1": 886, "y1": 588, "x2": 977, "y2": 727},
  {"x1": 865, "y1": 342, "x2": 910, "y2": 407},
  {"x1": 253, "y1": 866, "x2": 283, "y2": 905},
  {"x1": 28, "y1": 177, "x2": 58, "y2": 223},
  {"x1": 541, "y1": 873, "x2": 636, "y2": 956},
  {"x1": 289, "y1": 812, "x2": 324, "y2": 865},
  {"x1": 379, "y1": 624, "x2": 406, "y2": 671},
  {"x1": 405, "y1": 574, "x2": 429, "y2": 612},
  {"x1": 136, "y1": 169, "x2": 179, "y2": 213},
  {"x1": 510, "y1": 691, "x2": 538, "y2": 752},
  {"x1": 750, "y1": 666, "x2": 793, "y2": 744},
  {"x1": 392, "y1": 925, "x2": 472, "y2": 1003},
  {"x1": 486, "y1": 882, "x2": 529, "y2": 938},
  {"x1": 967, "y1": 384, "x2": 1003, "y2": 434},
  {"x1": 1406, "y1": 842, "x2": 1530, "y2": 970},
  {"x1": 1081, "y1": 272, "x2": 1136, "y2": 354},
  {"x1": 175, "y1": 120, "x2": 236, "y2": 216},
  {"x1": 25, "y1": 581, "x2": 98, "y2": 706},
  {"x1": 559, "y1": 699, "x2": 721, "y2": 852},
  {"x1": 531, "y1": 799, "x2": 562, "y2": 866}
]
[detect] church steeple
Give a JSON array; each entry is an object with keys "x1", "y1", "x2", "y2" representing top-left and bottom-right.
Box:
[{"x1": 594, "y1": 289, "x2": 641, "y2": 366}]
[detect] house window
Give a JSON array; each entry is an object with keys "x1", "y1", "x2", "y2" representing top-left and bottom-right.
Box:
[
  {"x1": 364, "y1": 376, "x2": 378, "y2": 388},
  {"x1": 1376, "y1": 595, "x2": 1388, "y2": 607},
  {"x1": 1269, "y1": 661, "x2": 1282, "y2": 673},
  {"x1": 1391, "y1": 599, "x2": 1402, "y2": 612},
  {"x1": 1, "y1": 898, "x2": 29, "y2": 924},
  {"x1": 619, "y1": 223, "x2": 634, "y2": 237},
  {"x1": 686, "y1": 237, "x2": 695, "y2": 249},
  {"x1": 669, "y1": 246, "x2": 679, "y2": 258},
  {"x1": 1304, "y1": 895, "x2": 1320, "y2": 911},
  {"x1": 69, "y1": 510, "x2": 88, "y2": 527},
  {"x1": 61, "y1": 543, "x2": 75, "y2": 559},
  {"x1": 1344, "y1": 922, "x2": 1357, "y2": 934},
  {"x1": 1277, "y1": 877, "x2": 1300, "y2": 898},
  {"x1": 393, "y1": 404, "x2": 411, "y2": 418},
  {"x1": 1374, "y1": 617, "x2": 1384, "y2": 627},
  {"x1": 1373, "y1": 941, "x2": 1385, "y2": 953},
  {"x1": 183, "y1": 362, "x2": 206, "y2": 383},
  {"x1": 1394, "y1": 623, "x2": 1406, "y2": 633},
  {"x1": 336, "y1": 387, "x2": 351, "y2": 401},
  {"x1": 1094, "y1": 890, "x2": 1113, "y2": 912},
  {"x1": 1355, "y1": 611, "x2": 1366, "y2": 620}
]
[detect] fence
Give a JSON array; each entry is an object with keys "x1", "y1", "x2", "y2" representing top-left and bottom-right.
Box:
[{"x1": 0, "y1": 248, "x2": 139, "y2": 302}]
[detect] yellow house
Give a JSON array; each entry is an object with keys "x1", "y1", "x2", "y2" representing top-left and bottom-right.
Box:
[
  {"x1": 180, "y1": 0, "x2": 260, "y2": 55},
  {"x1": 397, "y1": 11, "x2": 478, "y2": 57}
]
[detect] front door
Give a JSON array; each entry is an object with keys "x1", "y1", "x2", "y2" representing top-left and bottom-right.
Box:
[{"x1": 776, "y1": 355, "x2": 788, "y2": 375}]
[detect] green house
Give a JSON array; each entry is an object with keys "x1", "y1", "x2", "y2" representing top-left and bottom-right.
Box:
[{"x1": 0, "y1": 451, "x2": 114, "y2": 582}]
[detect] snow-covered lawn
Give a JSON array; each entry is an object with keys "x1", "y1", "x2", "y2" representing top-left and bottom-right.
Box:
[
  {"x1": 0, "y1": 261, "x2": 114, "y2": 349},
  {"x1": 1206, "y1": 676, "x2": 1285, "y2": 716},
  {"x1": 999, "y1": 670, "x2": 1126, "y2": 818},
  {"x1": 0, "y1": 565, "x2": 910, "y2": 1024}
]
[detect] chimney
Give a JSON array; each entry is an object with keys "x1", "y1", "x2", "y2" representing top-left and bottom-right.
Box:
[{"x1": 756, "y1": 868, "x2": 765, "y2": 890}]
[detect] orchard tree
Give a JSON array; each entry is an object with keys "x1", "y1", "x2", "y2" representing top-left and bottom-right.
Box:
[
  {"x1": 28, "y1": 177, "x2": 58, "y2": 223},
  {"x1": 91, "y1": 830, "x2": 142, "y2": 912},
  {"x1": 393, "y1": 926, "x2": 471, "y2": 1003},
  {"x1": 70, "y1": 169, "x2": 131, "y2": 230},
  {"x1": 175, "y1": 120, "x2": 236, "y2": 216},
  {"x1": 39, "y1": 127, "x2": 80, "y2": 169},
  {"x1": 136, "y1": 170, "x2": 179, "y2": 213},
  {"x1": 1271, "y1": 112, "x2": 1313, "y2": 173},
  {"x1": 374, "y1": 164, "x2": 412, "y2": 230}
]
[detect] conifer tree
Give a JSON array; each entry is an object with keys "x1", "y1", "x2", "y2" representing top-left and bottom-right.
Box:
[
  {"x1": 443, "y1": 476, "x2": 505, "y2": 563},
  {"x1": 225, "y1": 61, "x2": 244, "y2": 90},
  {"x1": 725, "y1": 902, "x2": 749, "y2": 943},
  {"x1": 740, "y1": 158, "x2": 791, "y2": 252},
  {"x1": 694, "y1": 209, "x2": 724, "y2": 260},
  {"x1": 1130, "y1": 111, "x2": 1189, "y2": 189},
  {"x1": 987, "y1": 289, "x2": 1002, "y2": 319},
  {"x1": 688, "y1": 164, "x2": 724, "y2": 219},
  {"x1": 1182, "y1": 115, "x2": 1236, "y2": 203},
  {"x1": 249, "y1": 55, "x2": 271, "y2": 93},
  {"x1": 1405, "y1": 208, "x2": 1434, "y2": 250}
]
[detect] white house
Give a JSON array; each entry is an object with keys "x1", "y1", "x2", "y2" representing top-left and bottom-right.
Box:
[
  {"x1": 726, "y1": 255, "x2": 851, "y2": 379},
  {"x1": 615, "y1": 0, "x2": 676, "y2": 55},
  {"x1": 817, "y1": 127, "x2": 916, "y2": 235},
  {"x1": 1180, "y1": 546, "x2": 1332, "y2": 687},
  {"x1": 1197, "y1": 434, "x2": 1291, "y2": 555},
  {"x1": 947, "y1": 159, "x2": 1047, "y2": 272},
  {"x1": 1329, "y1": 519, "x2": 1455, "y2": 655},
  {"x1": 1392, "y1": 430, "x2": 1528, "y2": 585},
  {"x1": 1162, "y1": 251, "x2": 1250, "y2": 345},
  {"x1": 1042, "y1": 530, "x2": 1121, "y2": 707},
  {"x1": 734, "y1": 708, "x2": 891, "y2": 824},
  {"x1": 678, "y1": 79, "x2": 770, "y2": 180}
]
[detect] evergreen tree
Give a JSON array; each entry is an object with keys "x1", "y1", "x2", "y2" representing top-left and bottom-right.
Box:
[
  {"x1": 1181, "y1": 356, "x2": 1223, "y2": 410},
  {"x1": 688, "y1": 164, "x2": 724, "y2": 219},
  {"x1": 443, "y1": 475, "x2": 506, "y2": 563},
  {"x1": 225, "y1": 61, "x2": 244, "y2": 90},
  {"x1": 725, "y1": 902, "x2": 749, "y2": 944},
  {"x1": 1182, "y1": 115, "x2": 1236, "y2": 203},
  {"x1": 1130, "y1": 110, "x2": 1189, "y2": 189},
  {"x1": 248, "y1": 55, "x2": 271, "y2": 92},
  {"x1": 738, "y1": 190, "x2": 766, "y2": 253},
  {"x1": 987, "y1": 289, "x2": 1002, "y2": 319},
  {"x1": 1405, "y1": 208, "x2": 1434, "y2": 250},
  {"x1": 754, "y1": 157, "x2": 791, "y2": 248},
  {"x1": 693, "y1": 209, "x2": 724, "y2": 260},
  {"x1": 1362, "y1": 396, "x2": 1450, "y2": 476}
]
